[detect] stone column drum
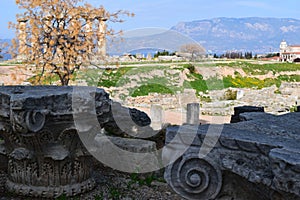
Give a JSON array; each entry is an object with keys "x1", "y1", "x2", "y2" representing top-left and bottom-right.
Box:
[
  {"x1": 0, "y1": 86, "x2": 112, "y2": 198},
  {"x1": 97, "y1": 18, "x2": 107, "y2": 57}
]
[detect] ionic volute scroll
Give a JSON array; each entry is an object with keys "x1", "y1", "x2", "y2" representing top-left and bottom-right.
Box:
[
  {"x1": 25, "y1": 110, "x2": 48, "y2": 133},
  {"x1": 11, "y1": 110, "x2": 48, "y2": 134}
]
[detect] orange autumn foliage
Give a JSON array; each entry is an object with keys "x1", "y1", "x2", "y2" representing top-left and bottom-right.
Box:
[{"x1": 10, "y1": 0, "x2": 133, "y2": 85}]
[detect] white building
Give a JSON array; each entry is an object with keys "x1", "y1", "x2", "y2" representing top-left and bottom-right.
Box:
[{"x1": 280, "y1": 40, "x2": 300, "y2": 62}]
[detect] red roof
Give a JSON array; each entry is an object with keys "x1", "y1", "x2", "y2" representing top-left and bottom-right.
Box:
[
  {"x1": 261, "y1": 56, "x2": 280, "y2": 61},
  {"x1": 282, "y1": 52, "x2": 300, "y2": 54}
]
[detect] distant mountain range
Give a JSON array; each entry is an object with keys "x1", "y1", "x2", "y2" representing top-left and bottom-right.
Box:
[
  {"x1": 2, "y1": 18, "x2": 300, "y2": 57},
  {"x1": 108, "y1": 28, "x2": 198, "y2": 56},
  {"x1": 171, "y1": 17, "x2": 300, "y2": 54},
  {"x1": 110, "y1": 17, "x2": 300, "y2": 55}
]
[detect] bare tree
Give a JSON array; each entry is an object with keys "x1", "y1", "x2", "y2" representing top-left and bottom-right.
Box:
[
  {"x1": 179, "y1": 43, "x2": 206, "y2": 61},
  {"x1": 9, "y1": 0, "x2": 133, "y2": 85}
]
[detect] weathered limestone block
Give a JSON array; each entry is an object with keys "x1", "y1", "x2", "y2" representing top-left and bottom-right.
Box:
[
  {"x1": 164, "y1": 112, "x2": 300, "y2": 199},
  {"x1": 186, "y1": 103, "x2": 200, "y2": 125},
  {"x1": 104, "y1": 101, "x2": 151, "y2": 138},
  {"x1": 101, "y1": 135, "x2": 157, "y2": 153},
  {"x1": 150, "y1": 104, "x2": 163, "y2": 130},
  {"x1": 91, "y1": 135, "x2": 160, "y2": 173}
]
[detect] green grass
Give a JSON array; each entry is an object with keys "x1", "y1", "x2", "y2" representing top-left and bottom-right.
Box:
[
  {"x1": 108, "y1": 188, "x2": 121, "y2": 199},
  {"x1": 278, "y1": 74, "x2": 300, "y2": 82},
  {"x1": 215, "y1": 61, "x2": 300, "y2": 75},
  {"x1": 242, "y1": 63, "x2": 299, "y2": 75},
  {"x1": 77, "y1": 69, "x2": 102, "y2": 86},
  {"x1": 223, "y1": 76, "x2": 281, "y2": 89},
  {"x1": 290, "y1": 105, "x2": 298, "y2": 112},
  {"x1": 23, "y1": 61, "x2": 300, "y2": 99},
  {"x1": 96, "y1": 67, "x2": 132, "y2": 87},
  {"x1": 0, "y1": 63, "x2": 20, "y2": 66},
  {"x1": 27, "y1": 73, "x2": 61, "y2": 85},
  {"x1": 181, "y1": 61, "x2": 299, "y2": 94},
  {"x1": 128, "y1": 173, "x2": 163, "y2": 187},
  {"x1": 92, "y1": 65, "x2": 185, "y2": 97},
  {"x1": 116, "y1": 60, "x2": 186, "y2": 65},
  {"x1": 183, "y1": 73, "x2": 208, "y2": 93},
  {"x1": 109, "y1": 69, "x2": 299, "y2": 97},
  {"x1": 137, "y1": 75, "x2": 170, "y2": 86},
  {"x1": 183, "y1": 69, "x2": 289, "y2": 94},
  {"x1": 127, "y1": 65, "x2": 166, "y2": 73},
  {"x1": 95, "y1": 66, "x2": 172, "y2": 88},
  {"x1": 182, "y1": 63, "x2": 195, "y2": 73},
  {"x1": 184, "y1": 72, "x2": 225, "y2": 93},
  {"x1": 0, "y1": 62, "x2": 24, "y2": 65},
  {"x1": 130, "y1": 83, "x2": 174, "y2": 97}
]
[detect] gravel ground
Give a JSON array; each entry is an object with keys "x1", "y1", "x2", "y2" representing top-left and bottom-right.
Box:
[{"x1": 0, "y1": 165, "x2": 183, "y2": 200}]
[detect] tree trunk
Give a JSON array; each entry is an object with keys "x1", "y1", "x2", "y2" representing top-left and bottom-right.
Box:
[{"x1": 62, "y1": 78, "x2": 69, "y2": 86}]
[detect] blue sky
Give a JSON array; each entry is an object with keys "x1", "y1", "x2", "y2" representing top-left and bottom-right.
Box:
[{"x1": 1, "y1": 0, "x2": 300, "y2": 39}]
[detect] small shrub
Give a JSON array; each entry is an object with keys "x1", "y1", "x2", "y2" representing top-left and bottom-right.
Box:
[
  {"x1": 274, "y1": 89, "x2": 282, "y2": 94},
  {"x1": 224, "y1": 89, "x2": 237, "y2": 100},
  {"x1": 234, "y1": 71, "x2": 241, "y2": 76},
  {"x1": 183, "y1": 63, "x2": 196, "y2": 73},
  {"x1": 109, "y1": 188, "x2": 121, "y2": 199},
  {"x1": 290, "y1": 105, "x2": 298, "y2": 112},
  {"x1": 128, "y1": 173, "x2": 158, "y2": 187},
  {"x1": 199, "y1": 95, "x2": 212, "y2": 102}
]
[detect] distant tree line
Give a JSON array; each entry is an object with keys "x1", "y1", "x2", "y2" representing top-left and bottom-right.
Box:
[
  {"x1": 265, "y1": 53, "x2": 280, "y2": 58},
  {"x1": 214, "y1": 51, "x2": 253, "y2": 59},
  {"x1": 154, "y1": 50, "x2": 176, "y2": 58}
]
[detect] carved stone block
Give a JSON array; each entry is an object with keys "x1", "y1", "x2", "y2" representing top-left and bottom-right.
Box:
[
  {"x1": 164, "y1": 112, "x2": 300, "y2": 199},
  {"x1": 0, "y1": 86, "x2": 152, "y2": 198},
  {"x1": 0, "y1": 86, "x2": 110, "y2": 198}
]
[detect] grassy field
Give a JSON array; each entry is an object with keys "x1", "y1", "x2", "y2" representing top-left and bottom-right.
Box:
[{"x1": 20, "y1": 60, "x2": 300, "y2": 97}]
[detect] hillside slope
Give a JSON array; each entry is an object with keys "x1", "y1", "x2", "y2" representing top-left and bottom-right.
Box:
[{"x1": 171, "y1": 17, "x2": 300, "y2": 53}]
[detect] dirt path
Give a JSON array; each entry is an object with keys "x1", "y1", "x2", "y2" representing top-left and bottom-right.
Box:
[
  {"x1": 134, "y1": 107, "x2": 231, "y2": 125},
  {"x1": 0, "y1": 65, "x2": 33, "y2": 85}
]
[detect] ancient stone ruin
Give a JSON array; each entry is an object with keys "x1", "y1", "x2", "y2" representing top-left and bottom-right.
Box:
[
  {"x1": 0, "y1": 86, "x2": 300, "y2": 199},
  {"x1": 164, "y1": 108, "x2": 300, "y2": 199},
  {"x1": 0, "y1": 86, "x2": 151, "y2": 198}
]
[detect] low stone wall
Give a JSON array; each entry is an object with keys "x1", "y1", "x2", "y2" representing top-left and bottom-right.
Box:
[{"x1": 125, "y1": 85, "x2": 299, "y2": 116}]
